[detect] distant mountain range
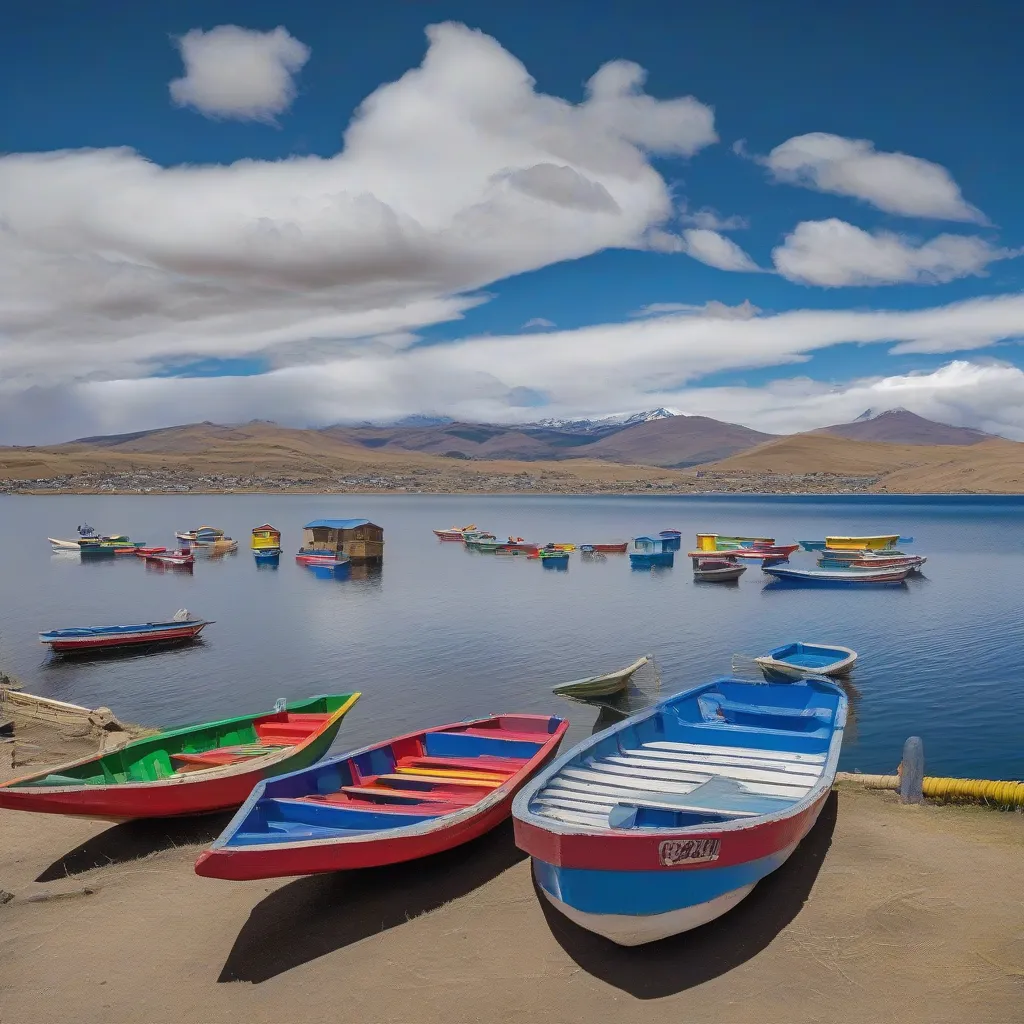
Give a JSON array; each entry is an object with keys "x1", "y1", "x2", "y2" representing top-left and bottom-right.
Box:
[{"x1": 62, "y1": 407, "x2": 1006, "y2": 470}]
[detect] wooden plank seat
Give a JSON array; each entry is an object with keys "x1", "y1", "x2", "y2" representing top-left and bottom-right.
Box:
[
  {"x1": 371, "y1": 772, "x2": 503, "y2": 789},
  {"x1": 338, "y1": 785, "x2": 474, "y2": 804},
  {"x1": 392, "y1": 765, "x2": 509, "y2": 782},
  {"x1": 398, "y1": 755, "x2": 523, "y2": 773}
]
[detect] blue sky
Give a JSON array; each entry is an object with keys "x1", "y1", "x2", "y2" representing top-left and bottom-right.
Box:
[{"x1": 4, "y1": 0, "x2": 1024, "y2": 442}]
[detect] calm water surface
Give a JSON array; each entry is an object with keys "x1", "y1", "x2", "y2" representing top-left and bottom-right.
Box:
[{"x1": 1, "y1": 493, "x2": 1022, "y2": 781}]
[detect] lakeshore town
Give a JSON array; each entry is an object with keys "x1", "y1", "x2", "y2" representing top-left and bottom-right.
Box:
[{"x1": 0, "y1": 466, "x2": 883, "y2": 495}]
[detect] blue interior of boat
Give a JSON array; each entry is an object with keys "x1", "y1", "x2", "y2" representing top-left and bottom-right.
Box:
[
  {"x1": 519, "y1": 678, "x2": 844, "y2": 831},
  {"x1": 41, "y1": 620, "x2": 197, "y2": 638},
  {"x1": 766, "y1": 642, "x2": 846, "y2": 668},
  {"x1": 216, "y1": 717, "x2": 562, "y2": 848}
]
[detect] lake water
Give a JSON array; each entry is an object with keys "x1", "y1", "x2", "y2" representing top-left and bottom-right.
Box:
[{"x1": 1, "y1": 493, "x2": 1022, "y2": 782}]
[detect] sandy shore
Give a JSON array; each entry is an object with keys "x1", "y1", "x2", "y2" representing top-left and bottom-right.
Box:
[{"x1": 1, "y1": 771, "x2": 1022, "y2": 1024}]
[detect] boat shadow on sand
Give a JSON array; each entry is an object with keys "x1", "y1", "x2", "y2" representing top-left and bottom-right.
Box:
[
  {"x1": 534, "y1": 789, "x2": 839, "y2": 999},
  {"x1": 35, "y1": 811, "x2": 236, "y2": 882},
  {"x1": 217, "y1": 819, "x2": 527, "y2": 984}
]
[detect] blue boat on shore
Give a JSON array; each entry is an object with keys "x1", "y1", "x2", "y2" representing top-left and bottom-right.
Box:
[
  {"x1": 512, "y1": 676, "x2": 847, "y2": 945},
  {"x1": 629, "y1": 537, "x2": 674, "y2": 569}
]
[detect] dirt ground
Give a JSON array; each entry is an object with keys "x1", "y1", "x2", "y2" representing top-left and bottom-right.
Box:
[{"x1": 1, "y1": 759, "x2": 1022, "y2": 1024}]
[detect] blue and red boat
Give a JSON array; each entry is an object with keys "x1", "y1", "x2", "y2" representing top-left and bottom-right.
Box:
[
  {"x1": 194, "y1": 713, "x2": 569, "y2": 880},
  {"x1": 512, "y1": 676, "x2": 846, "y2": 945}
]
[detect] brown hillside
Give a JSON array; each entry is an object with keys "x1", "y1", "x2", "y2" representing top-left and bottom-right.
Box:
[
  {"x1": 816, "y1": 409, "x2": 994, "y2": 446},
  {"x1": 706, "y1": 435, "x2": 1024, "y2": 492},
  {"x1": 583, "y1": 415, "x2": 774, "y2": 467},
  {"x1": 0, "y1": 423, "x2": 690, "y2": 490}
]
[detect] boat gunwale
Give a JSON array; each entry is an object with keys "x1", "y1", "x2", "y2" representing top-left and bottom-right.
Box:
[{"x1": 755, "y1": 642, "x2": 857, "y2": 676}]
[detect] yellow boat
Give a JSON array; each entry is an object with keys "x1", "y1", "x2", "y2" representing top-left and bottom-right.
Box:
[
  {"x1": 825, "y1": 535, "x2": 899, "y2": 551},
  {"x1": 548, "y1": 543, "x2": 576, "y2": 551},
  {"x1": 251, "y1": 523, "x2": 282, "y2": 551},
  {"x1": 695, "y1": 534, "x2": 774, "y2": 552}
]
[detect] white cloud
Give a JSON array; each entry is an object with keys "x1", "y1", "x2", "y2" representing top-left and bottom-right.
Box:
[
  {"x1": 522, "y1": 317, "x2": 556, "y2": 329},
  {"x1": 680, "y1": 206, "x2": 748, "y2": 231},
  {"x1": 682, "y1": 229, "x2": 761, "y2": 272},
  {"x1": 761, "y1": 132, "x2": 986, "y2": 223},
  {"x1": 0, "y1": 22, "x2": 718, "y2": 394},
  {"x1": 773, "y1": 219, "x2": 1015, "y2": 287},
  {"x1": 652, "y1": 361, "x2": 1024, "y2": 440},
  {"x1": 8, "y1": 294, "x2": 1024, "y2": 443},
  {"x1": 630, "y1": 299, "x2": 761, "y2": 319},
  {"x1": 169, "y1": 25, "x2": 311, "y2": 122}
]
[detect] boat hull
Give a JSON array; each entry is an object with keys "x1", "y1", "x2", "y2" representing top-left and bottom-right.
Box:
[
  {"x1": 588, "y1": 543, "x2": 628, "y2": 554},
  {"x1": 552, "y1": 657, "x2": 649, "y2": 699},
  {"x1": 694, "y1": 565, "x2": 746, "y2": 582},
  {"x1": 755, "y1": 642, "x2": 858, "y2": 680},
  {"x1": 194, "y1": 715, "x2": 568, "y2": 880},
  {"x1": 763, "y1": 566, "x2": 908, "y2": 585},
  {"x1": 0, "y1": 695, "x2": 360, "y2": 820},
  {"x1": 630, "y1": 553, "x2": 674, "y2": 568},
  {"x1": 42, "y1": 623, "x2": 207, "y2": 653},
  {"x1": 824, "y1": 535, "x2": 899, "y2": 551}
]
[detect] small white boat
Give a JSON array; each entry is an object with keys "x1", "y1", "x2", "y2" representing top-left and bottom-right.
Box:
[
  {"x1": 755, "y1": 642, "x2": 858, "y2": 681},
  {"x1": 552, "y1": 656, "x2": 650, "y2": 699},
  {"x1": 48, "y1": 538, "x2": 81, "y2": 550}
]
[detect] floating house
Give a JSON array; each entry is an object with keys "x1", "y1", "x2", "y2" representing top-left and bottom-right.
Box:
[
  {"x1": 629, "y1": 536, "x2": 674, "y2": 569},
  {"x1": 300, "y1": 519, "x2": 384, "y2": 565}
]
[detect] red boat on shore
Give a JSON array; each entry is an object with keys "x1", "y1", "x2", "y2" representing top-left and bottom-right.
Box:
[
  {"x1": 195, "y1": 713, "x2": 569, "y2": 881},
  {"x1": 0, "y1": 694, "x2": 360, "y2": 820}
]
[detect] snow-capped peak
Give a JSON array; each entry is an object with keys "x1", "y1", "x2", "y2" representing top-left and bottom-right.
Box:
[
  {"x1": 855, "y1": 406, "x2": 910, "y2": 422},
  {"x1": 530, "y1": 408, "x2": 681, "y2": 430}
]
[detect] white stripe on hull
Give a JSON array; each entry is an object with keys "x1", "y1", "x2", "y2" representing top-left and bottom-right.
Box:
[{"x1": 542, "y1": 884, "x2": 756, "y2": 945}]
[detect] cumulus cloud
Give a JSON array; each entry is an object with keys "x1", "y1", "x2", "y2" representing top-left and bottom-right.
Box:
[
  {"x1": 773, "y1": 219, "x2": 1016, "y2": 287},
  {"x1": 0, "y1": 22, "x2": 718, "y2": 394},
  {"x1": 761, "y1": 132, "x2": 986, "y2": 223},
  {"x1": 169, "y1": 25, "x2": 311, "y2": 122},
  {"x1": 681, "y1": 229, "x2": 761, "y2": 272},
  {"x1": 8, "y1": 294, "x2": 1024, "y2": 443}
]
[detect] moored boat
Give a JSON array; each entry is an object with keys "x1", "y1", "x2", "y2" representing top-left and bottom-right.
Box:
[
  {"x1": 0, "y1": 694, "x2": 361, "y2": 820},
  {"x1": 552, "y1": 656, "x2": 650, "y2": 699},
  {"x1": 39, "y1": 611, "x2": 210, "y2": 653},
  {"x1": 585, "y1": 542, "x2": 628, "y2": 554},
  {"x1": 539, "y1": 549, "x2": 570, "y2": 568},
  {"x1": 659, "y1": 530, "x2": 682, "y2": 551},
  {"x1": 133, "y1": 546, "x2": 167, "y2": 557},
  {"x1": 295, "y1": 550, "x2": 351, "y2": 568},
  {"x1": 194, "y1": 713, "x2": 568, "y2": 880},
  {"x1": 48, "y1": 538, "x2": 83, "y2": 550},
  {"x1": 433, "y1": 524, "x2": 477, "y2": 541},
  {"x1": 695, "y1": 534, "x2": 775, "y2": 553},
  {"x1": 762, "y1": 564, "x2": 909, "y2": 585},
  {"x1": 177, "y1": 526, "x2": 225, "y2": 545},
  {"x1": 692, "y1": 556, "x2": 747, "y2": 583},
  {"x1": 145, "y1": 550, "x2": 194, "y2": 568},
  {"x1": 629, "y1": 536, "x2": 674, "y2": 569},
  {"x1": 824, "y1": 534, "x2": 899, "y2": 551},
  {"x1": 251, "y1": 524, "x2": 281, "y2": 552},
  {"x1": 512, "y1": 676, "x2": 847, "y2": 945},
  {"x1": 689, "y1": 543, "x2": 798, "y2": 561},
  {"x1": 848, "y1": 554, "x2": 926, "y2": 572},
  {"x1": 754, "y1": 642, "x2": 858, "y2": 681},
  {"x1": 254, "y1": 548, "x2": 281, "y2": 564}
]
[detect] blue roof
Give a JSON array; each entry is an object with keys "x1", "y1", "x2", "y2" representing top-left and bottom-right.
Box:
[{"x1": 303, "y1": 519, "x2": 372, "y2": 530}]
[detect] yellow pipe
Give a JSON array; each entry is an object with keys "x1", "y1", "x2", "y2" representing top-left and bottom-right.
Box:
[{"x1": 836, "y1": 772, "x2": 1024, "y2": 808}]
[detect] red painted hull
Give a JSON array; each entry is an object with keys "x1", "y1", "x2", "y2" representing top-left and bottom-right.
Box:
[
  {"x1": 134, "y1": 547, "x2": 167, "y2": 556},
  {"x1": 433, "y1": 530, "x2": 466, "y2": 541},
  {"x1": 44, "y1": 624, "x2": 206, "y2": 652},
  {"x1": 146, "y1": 553, "x2": 194, "y2": 566},
  {"x1": 589, "y1": 543, "x2": 628, "y2": 553},
  {"x1": 295, "y1": 552, "x2": 342, "y2": 565},
  {"x1": 689, "y1": 543, "x2": 799, "y2": 560}
]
